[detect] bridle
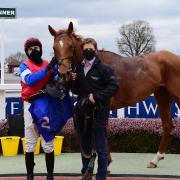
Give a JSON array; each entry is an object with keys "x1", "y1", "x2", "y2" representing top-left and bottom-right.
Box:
[
  {"x1": 54, "y1": 33, "x2": 77, "y2": 73},
  {"x1": 54, "y1": 33, "x2": 77, "y2": 122}
]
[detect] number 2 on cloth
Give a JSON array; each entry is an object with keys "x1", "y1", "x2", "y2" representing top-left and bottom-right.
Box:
[{"x1": 41, "y1": 117, "x2": 50, "y2": 129}]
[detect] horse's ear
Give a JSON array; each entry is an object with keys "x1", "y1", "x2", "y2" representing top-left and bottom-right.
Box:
[
  {"x1": 67, "y1": 22, "x2": 73, "y2": 35},
  {"x1": 48, "y1": 25, "x2": 57, "y2": 37}
]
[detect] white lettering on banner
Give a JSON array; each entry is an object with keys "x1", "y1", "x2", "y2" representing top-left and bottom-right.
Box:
[
  {"x1": 0, "y1": 10, "x2": 15, "y2": 15},
  {"x1": 0, "y1": 10, "x2": 6, "y2": 15},
  {"x1": 11, "y1": 102, "x2": 20, "y2": 115},
  {"x1": 117, "y1": 109, "x2": 124, "y2": 118},
  {"x1": 127, "y1": 103, "x2": 139, "y2": 115},
  {"x1": 142, "y1": 101, "x2": 158, "y2": 115},
  {"x1": 11, "y1": 10, "x2": 15, "y2": 15},
  {"x1": 175, "y1": 103, "x2": 180, "y2": 117}
]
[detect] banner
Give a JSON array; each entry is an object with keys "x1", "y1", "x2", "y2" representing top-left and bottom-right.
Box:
[{"x1": 5, "y1": 96, "x2": 180, "y2": 118}]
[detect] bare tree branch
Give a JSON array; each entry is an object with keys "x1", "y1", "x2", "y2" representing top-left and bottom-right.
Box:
[
  {"x1": 5, "y1": 52, "x2": 27, "y2": 64},
  {"x1": 117, "y1": 20, "x2": 156, "y2": 57}
]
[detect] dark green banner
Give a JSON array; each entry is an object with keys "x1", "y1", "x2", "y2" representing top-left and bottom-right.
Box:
[{"x1": 0, "y1": 8, "x2": 16, "y2": 18}]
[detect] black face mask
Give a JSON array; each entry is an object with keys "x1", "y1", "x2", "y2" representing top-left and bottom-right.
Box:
[
  {"x1": 83, "y1": 49, "x2": 96, "y2": 61},
  {"x1": 28, "y1": 49, "x2": 42, "y2": 65}
]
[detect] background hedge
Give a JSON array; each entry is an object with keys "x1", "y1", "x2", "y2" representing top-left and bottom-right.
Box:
[{"x1": 60, "y1": 118, "x2": 180, "y2": 153}]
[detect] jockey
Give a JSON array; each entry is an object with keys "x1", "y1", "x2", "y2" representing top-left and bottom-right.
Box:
[{"x1": 19, "y1": 37, "x2": 57, "y2": 180}]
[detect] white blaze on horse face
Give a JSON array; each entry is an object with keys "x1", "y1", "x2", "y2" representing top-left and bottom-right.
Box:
[{"x1": 59, "y1": 40, "x2": 64, "y2": 48}]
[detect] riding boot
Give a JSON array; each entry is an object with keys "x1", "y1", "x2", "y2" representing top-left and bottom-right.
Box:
[
  {"x1": 25, "y1": 152, "x2": 35, "y2": 180},
  {"x1": 45, "y1": 151, "x2": 54, "y2": 180}
]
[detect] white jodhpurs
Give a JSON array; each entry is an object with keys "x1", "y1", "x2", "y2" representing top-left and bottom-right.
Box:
[{"x1": 24, "y1": 101, "x2": 54, "y2": 153}]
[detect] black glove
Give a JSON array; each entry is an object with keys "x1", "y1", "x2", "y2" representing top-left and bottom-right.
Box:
[{"x1": 47, "y1": 57, "x2": 58, "y2": 69}]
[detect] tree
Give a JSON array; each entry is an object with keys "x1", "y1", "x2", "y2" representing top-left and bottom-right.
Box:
[
  {"x1": 5, "y1": 51, "x2": 27, "y2": 64},
  {"x1": 117, "y1": 20, "x2": 156, "y2": 57}
]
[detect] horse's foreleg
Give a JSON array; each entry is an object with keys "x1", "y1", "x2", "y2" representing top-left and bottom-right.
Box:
[
  {"x1": 147, "y1": 88, "x2": 174, "y2": 168},
  {"x1": 148, "y1": 123, "x2": 173, "y2": 168},
  {"x1": 147, "y1": 152, "x2": 165, "y2": 168}
]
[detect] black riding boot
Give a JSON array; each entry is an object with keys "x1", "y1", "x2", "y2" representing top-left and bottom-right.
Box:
[
  {"x1": 45, "y1": 151, "x2": 54, "y2": 180},
  {"x1": 25, "y1": 152, "x2": 35, "y2": 180}
]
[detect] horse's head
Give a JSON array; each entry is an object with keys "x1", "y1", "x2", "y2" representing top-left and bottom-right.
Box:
[{"x1": 48, "y1": 22, "x2": 83, "y2": 74}]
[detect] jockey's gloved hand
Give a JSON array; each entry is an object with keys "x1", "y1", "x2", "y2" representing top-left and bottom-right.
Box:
[{"x1": 47, "y1": 57, "x2": 58, "y2": 69}]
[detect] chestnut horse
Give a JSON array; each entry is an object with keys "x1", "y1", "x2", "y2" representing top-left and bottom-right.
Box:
[{"x1": 48, "y1": 22, "x2": 180, "y2": 168}]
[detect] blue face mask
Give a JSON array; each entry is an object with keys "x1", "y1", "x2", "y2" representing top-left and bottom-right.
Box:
[{"x1": 83, "y1": 49, "x2": 95, "y2": 60}]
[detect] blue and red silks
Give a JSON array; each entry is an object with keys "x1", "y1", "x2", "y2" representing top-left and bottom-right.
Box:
[{"x1": 29, "y1": 94, "x2": 73, "y2": 142}]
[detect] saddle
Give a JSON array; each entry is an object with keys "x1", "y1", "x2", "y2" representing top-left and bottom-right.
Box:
[
  {"x1": 28, "y1": 77, "x2": 67, "y2": 103},
  {"x1": 44, "y1": 76, "x2": 67, "y2": 100}
]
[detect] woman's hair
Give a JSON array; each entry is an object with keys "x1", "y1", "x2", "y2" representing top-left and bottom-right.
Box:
[{"x1": 81, "y1": 38, "x2": 97, "y2": 50}]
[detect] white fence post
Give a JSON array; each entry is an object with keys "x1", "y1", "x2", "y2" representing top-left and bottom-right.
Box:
[
  {"x1": 0, "y1": 19, "x2": 5, "y2": 84},
  {"x1": 0, "y1": 89, "x2": 6, "y2": 119}
]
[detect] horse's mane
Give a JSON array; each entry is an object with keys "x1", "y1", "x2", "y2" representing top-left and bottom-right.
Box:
[{"x1": 98, "y1": 49, "x2": 124, "y2": 58}]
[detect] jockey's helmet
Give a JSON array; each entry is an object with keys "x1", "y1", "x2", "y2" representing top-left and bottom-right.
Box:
[{"x1": 24, "y1": 37, "x2": 42, "y2": 52}]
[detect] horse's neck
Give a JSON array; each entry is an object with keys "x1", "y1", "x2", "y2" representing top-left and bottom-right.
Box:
[
  {"x1": 97, "y1": 50, "x2": 124, "y2": 64},
  {"x1": 75, "y1": 40, "x2": 83, "y2": 64}
]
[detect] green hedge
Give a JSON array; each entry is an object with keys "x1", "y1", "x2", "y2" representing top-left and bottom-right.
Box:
[
  {"x1": 60, "y1": 118, "x2": 180, "y2": 153},
  {"x1": 60, "y1": 131, "x2": 180, "y2": 153},
  {"x1": 108, "y1": 131, "x2": 180, "y2": 153}
]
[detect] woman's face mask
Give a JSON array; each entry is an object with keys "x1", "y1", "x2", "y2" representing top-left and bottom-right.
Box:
[
  {"x1": 83, "y1": 49, "x2": 96, "y2": 61},
  {"x1": 82, "y1": 43, "x2": 96, "y2": 61}
]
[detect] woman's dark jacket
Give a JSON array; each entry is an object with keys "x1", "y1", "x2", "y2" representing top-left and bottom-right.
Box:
[{"x1": 72, "y1": 57, "x2": 119, "y2": 109}]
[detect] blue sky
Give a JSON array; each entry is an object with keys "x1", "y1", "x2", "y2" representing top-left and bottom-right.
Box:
[{"x1": 1, "y1": 0, "x2": 180, "y2": 60}]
